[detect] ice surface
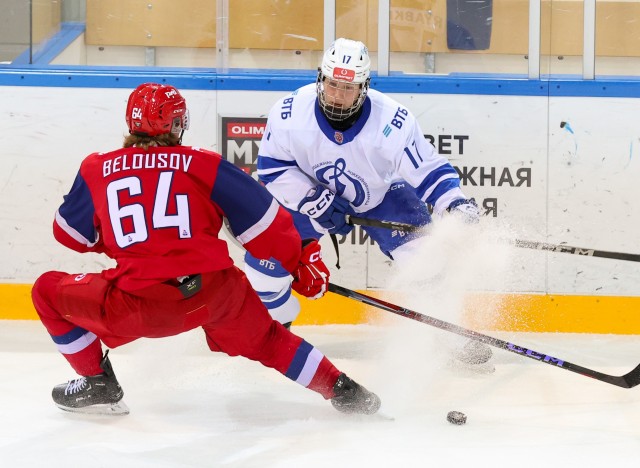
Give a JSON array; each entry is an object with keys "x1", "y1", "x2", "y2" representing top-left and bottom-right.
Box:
[{"x1": 1, "y1": 320, "x2": 640, "y2": 467}]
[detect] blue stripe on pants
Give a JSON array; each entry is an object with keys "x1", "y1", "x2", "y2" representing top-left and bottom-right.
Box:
[{"x1": 285, "y1": 340, "x2": 314, "y2": 381}]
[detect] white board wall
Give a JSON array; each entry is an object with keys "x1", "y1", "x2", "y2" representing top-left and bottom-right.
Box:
[{"x1": 1, "y1": 85, "x2": 638, "y2": 297}]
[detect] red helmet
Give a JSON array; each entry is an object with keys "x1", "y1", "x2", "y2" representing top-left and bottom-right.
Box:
[{"x1": 125, "y1": 83, "x2": 189, "y2": 137}]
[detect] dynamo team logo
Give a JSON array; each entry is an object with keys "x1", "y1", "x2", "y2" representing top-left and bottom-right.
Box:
[{"x1": 316, "y1": 158, "x2": 366, "y2": 207}]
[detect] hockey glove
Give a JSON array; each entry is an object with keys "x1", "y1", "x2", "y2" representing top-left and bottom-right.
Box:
[
  {"x1": 298, "y1": 185, "x2": 353, "y2": 235},
  {"x1": 447, "y1": 198, "x2": 480, "y2": 224},
  {"x1": 292, "y1": 240, "x2": 330, "y2": 299}
]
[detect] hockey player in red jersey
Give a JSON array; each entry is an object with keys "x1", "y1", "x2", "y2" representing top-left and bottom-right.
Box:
[{"x1": 31, "y1": 82, "x2": 380, "y2": 416}]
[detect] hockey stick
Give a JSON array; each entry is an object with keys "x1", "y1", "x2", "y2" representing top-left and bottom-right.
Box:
[
  {"x1": 328, "y1": 282, "x2": 640, "y2": 389},
  {"x1": 347, "y1": 215, "x2": 421, "y2": 233},
  {"x1": 509, "y1": 239, "x2": 640, "y2": 262},
  {"x1": 347, "y1": 215, "x2": 640, "y2": 263}
]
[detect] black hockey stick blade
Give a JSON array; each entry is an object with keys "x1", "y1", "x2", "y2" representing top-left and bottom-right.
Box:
[
  {"x1": 510, "y1": 239, "x2": 640, "y2": 263},
  {"x1": 348, "y1": 216, "x2": 640, "y2": 263},
  {"x1": 328, "y1": 283, "x2": 640, "y2": 389},
  {"x1": 346, "y1": 215, "x2": 422, "y2": 233}
]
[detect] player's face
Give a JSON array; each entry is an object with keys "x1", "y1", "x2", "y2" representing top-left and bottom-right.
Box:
[{"x1": 322, "y1": 78, "x2": 361, "y2": 109}]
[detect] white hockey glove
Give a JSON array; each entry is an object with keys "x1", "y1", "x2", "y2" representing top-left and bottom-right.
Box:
[{"x1": 447, "y1": 198, "x2": 480, "y2": 224}]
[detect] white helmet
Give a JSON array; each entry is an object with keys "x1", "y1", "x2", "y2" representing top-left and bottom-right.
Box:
[{"x1": 316, "y1": 38, "x2": 371, "y2": 122}]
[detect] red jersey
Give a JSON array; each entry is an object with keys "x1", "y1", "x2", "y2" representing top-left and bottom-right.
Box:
[{"x1": 53, "y1": 146, "x2": 301, "y2": 291}]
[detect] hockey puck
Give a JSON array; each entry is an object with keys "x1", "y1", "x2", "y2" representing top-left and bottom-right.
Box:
[{"x1": 447, "y1": 411, "x2": 467, "y2": 425}]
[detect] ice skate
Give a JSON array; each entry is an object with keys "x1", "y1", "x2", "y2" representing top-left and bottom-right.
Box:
[
  {"x1": 450, "y1": 340, "x2": 495, "y2": 374},
  {"x1": 52, "y1": 351, "x2": 129, "y2": 415},
  {"x1": 331, "y1": 373, "x2": 381, "y2": 415}
]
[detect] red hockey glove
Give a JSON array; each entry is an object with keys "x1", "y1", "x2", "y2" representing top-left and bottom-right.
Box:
[{"x1": 292, "y1": 240, "x2": 330, "y2": 299}]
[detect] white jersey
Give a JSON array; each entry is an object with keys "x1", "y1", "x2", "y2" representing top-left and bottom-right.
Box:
[{"x1": 257, "y1": 84, "x2": 465, "y2": 215}]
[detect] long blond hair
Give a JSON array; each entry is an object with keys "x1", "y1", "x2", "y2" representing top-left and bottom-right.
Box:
[{"x1": 123, "y1": 133, "x2": 180, "y2": 150}]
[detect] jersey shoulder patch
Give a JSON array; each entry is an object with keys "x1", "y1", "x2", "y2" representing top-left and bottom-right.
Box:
[{"x1": 368, "y1": 92, "x2": 416, "y2": 141}]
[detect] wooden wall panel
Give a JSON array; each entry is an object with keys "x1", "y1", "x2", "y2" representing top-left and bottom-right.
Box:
[
  {"x1": 596, "y1": 3, "x2": 640, "y2": 57},
  {"x1": 86, "y1": 0, "x2": 216, "y2": 47},
  {"x1": 85, "y1": 0, "x2": 640, "y2": 57},
  {"x1": 33, "y1": 0, "x2": 62, "y2": 44},
  {"x1": 228, "y1": 0, "x2": 324, "y2": 50}
]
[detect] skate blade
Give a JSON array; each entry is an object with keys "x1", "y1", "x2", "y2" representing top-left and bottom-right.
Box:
[
  {"x1": 447, "y1": 358, "x2": 496, "y2": 375},
  {"x1": 56, "y1": 400, "x2": 130, "y2": 416}
]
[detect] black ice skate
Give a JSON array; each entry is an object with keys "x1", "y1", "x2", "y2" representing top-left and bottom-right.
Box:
[
  {"x1": 331, "y1": 373, "x2": 381, "y2": 415},
  {"x1": 451, "y1": 340, "x2": 495, "y2": 374},
  {"x1": 52, "y1": 351, "x2": 129, "y2": 415}
]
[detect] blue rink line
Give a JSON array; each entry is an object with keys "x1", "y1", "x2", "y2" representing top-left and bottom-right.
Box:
[{"x1": 2, "y1": 65, "x2": 640, "y2": 98}]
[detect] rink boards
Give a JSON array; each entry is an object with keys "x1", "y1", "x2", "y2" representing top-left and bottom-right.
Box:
[
  {"x1": 0, "y1": 76, "x2": 639, "y2": 333},
  {"x1": 4, "y1": 283, "x2": 640, "y2": 334}
]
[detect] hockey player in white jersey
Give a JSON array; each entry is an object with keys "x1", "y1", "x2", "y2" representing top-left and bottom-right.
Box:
[{"x1": 244, "y1": 38, "x2": 491, "y2": 367}]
